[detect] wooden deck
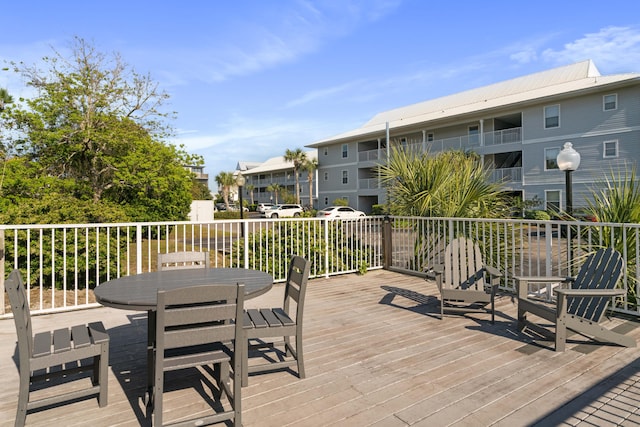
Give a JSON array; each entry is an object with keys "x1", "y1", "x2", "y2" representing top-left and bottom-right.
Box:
[{"x1": 2, "y1": 269, "x2": 640, "y2": 426}]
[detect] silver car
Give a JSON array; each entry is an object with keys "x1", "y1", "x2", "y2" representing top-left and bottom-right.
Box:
[{"x1": 262, "y1": 204, "x2": 303, "y2": 218}]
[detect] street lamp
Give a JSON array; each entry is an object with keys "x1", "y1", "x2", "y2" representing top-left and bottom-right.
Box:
[
  {"x1": 556, "y1": 142, "x2": 581, "y2": 216},
  {"x1": 236, "y1": 173, "x2": 246, "y2": 221}
]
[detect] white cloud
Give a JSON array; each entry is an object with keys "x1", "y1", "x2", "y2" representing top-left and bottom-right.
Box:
[{"x1": 542, "y1": 26, "x2": 640, "y2": 71}]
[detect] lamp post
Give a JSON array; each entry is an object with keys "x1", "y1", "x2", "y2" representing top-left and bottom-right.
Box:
[
  {"x1": 236, "y1": 173, "x2": 246, "y2": 221},
  {"x1": 556, "y1": 142, "x2": 581, "y2": 216}
]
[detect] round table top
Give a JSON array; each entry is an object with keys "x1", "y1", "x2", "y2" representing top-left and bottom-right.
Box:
[{"x1": 94, "y1": 268, "x2": 273, "y2": 311}]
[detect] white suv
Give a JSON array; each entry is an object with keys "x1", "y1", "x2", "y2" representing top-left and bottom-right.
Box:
[
  {"x1": 256, "y1": 203, "x2": 274, "y2": 213},
  {"x1": 262, "y1": 204, "x2": 303, "y2": 218}
]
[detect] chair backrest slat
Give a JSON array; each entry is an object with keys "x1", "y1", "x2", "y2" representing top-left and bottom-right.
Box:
[
  {"x1": 443, "y1": 237, "x2": 485, "y2": 290},
  {"x1": 568, "y1": 248, "x2": 624, "y2": 322},
  {"x1": 283, "y1": 255, "x2": 310, "y2": 323},
  {"x1": 156, "y1": 284, "x2": 244, "y2": 351},
  {"x1": 157, "y1": 251, "x2": 210, "y2": 270},
  {"x1": 6, "y1": 270, "x2": 34, "y2": 361}
]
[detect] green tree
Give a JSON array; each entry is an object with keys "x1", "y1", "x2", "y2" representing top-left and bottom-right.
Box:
[
  {"x1": 215, "y1": 171, "x2": 235, "y2": 209},
  {"x1": 0, "y1": 87, "x2": 12, "y2": 111},
  {"x1": 1, "y1": 37, "x2": 194, "y2": 223},
  {"x1": 378, "y1": 147, "x2": 509, "y2": 218},
  {"x1": 245, "y1": 183, "x2": 255, "y2": 205},
  {"x1": 302, "y1": 157, "x2": 318, "y2": 209},
  {"x1": 266, "y1": 183, "x2": 282, "y2": 204},
  {"x1": 284, "y1": 148, "x2": 307, "y2": 205}
]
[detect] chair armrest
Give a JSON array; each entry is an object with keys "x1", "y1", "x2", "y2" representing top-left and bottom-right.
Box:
[
  {"x1": 515, "y1": 276, "x2": 571, "y2": 300},
  {"x1": 424, "y1": 264, "x2": 444, "y2": 280},
  {"x1": 554, "y1": 288, "x2": 626, "y2": 298},
  {"x1": 484, "y1": 265, "x2": 503, "y2": 278}
]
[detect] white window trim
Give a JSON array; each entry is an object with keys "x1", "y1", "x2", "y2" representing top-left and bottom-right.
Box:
[
  {"x1": 544, "y1": 147, "x2": 560, "y2": 171},
  {"x1": 544, "y1": 104, "x2": 560, "y2": 129},
  {"x1": 341, "y1": 144, "x2": 348, "y2": 158},
  {"x1": 545, "y1": 189, "x2": 561, "y2": 212},
  {"x1": 603, "y1": 140, "x2": 619, "y2": 158},
  {"x1": 603, "y1": 93, "x2": 618, "y2": 111}
]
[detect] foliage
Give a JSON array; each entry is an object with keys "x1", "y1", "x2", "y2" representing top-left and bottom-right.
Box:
[
  {"x1": 377, "y1": 147, "x2": 510, "y2": 218},
  {"x1": 301, "y1": 157, "x2": 318, "y2": 208},
  {"x1": 332, "y1": 198, "x2": 349, "y2": 206},
  {"x1": 0, "y1": 37, "x2": 194, "y2": 224},
  {"x1": 232, "y1": 221, "x2": 374, "y2": 278},
  {"x1": 191, "y1": 180, "x2": 212, "y2": 200},
  {"x1": 371, "y1": 204, "x2": 386, "y2": 215},
  {"x1": 584, "y1": 166, "x2": 640, "y2": 307},
  {"x1": 524, "y1": 210, "x2": 551, "y2": 221}
]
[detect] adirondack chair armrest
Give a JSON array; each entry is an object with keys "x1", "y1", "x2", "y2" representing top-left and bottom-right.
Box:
[
  {"x1": 484, "y1": 265, "x2": 503, "y2": 278},
  {"x1": 553, "y1": 288, "x2": 626, "y2": 298},
  {"x1": 515, "y1": 276, "x2": 571, "y2": 300},
  {"x1": 424, "y1": 264, "x2": 444, "y2": 280},
  {"x1": 554, "y1": 288, "x2": 625, "y2": 318}
]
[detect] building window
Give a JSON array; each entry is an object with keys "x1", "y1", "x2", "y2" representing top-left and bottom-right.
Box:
[
  {"x1": 324, "y1": 147, "x2": 328, "y2": 155},
  {"x1": 400, "y1": 137, "x2": 407, "y2": 149},
  {"x1": 324, "y1": 197, "x2": 328, "y2": 205},
  {"x1": 342, "y1": 144, "x2": 348, "y2": 158},
  {"x1": 546, "y1": 190, "x2": 560, "y2": 213},
  {"x1": 468, "y1": 125, "x2": 479, "y2": 144},
  {"x1": 544, "y1": 147, "x2": 560, "y2": 170},
  {"x1": 324, "y1": 171, "x2": 328, "y2": 181},
  {"x1": 342, "y1": 170, "x2": 348, "y2": 184},
  {"x1": 427, "y1": 133, "x2": 434, "y2": 142},
  {"x1": 544, "y1": 105, "x2": 560, "y2": 129},
  {"x1": 603, "y1": 94, "x2": 617, "y2": 111},
  {"x1": 603, "y1": 140, "x2": 618, "y2": 158}
]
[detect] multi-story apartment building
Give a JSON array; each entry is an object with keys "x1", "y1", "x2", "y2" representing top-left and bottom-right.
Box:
[
  {"x1": 306, "y1": 60, "x2": 640, "y2": 214},
  {"x1": 237, "y1": 151, "x2": 318, "y2": 208}
]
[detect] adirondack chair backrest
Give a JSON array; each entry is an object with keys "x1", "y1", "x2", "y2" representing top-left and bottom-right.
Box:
[
  {"x1": 568, "y1": 247, "x2": 624, "y2": 322},
  {"x1": 443, "y1": 237, "x2": 485, "y2": 291},
  {"x1": 6, "y1": 270, "x2": 34, "y2": 362}
]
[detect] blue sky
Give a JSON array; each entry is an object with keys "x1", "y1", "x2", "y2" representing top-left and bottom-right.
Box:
[{"x1": 2, "y1": 0, "x2": 640, "y2": 189}]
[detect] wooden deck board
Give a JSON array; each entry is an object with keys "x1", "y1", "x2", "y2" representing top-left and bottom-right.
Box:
[{"x1": 2, "y1": 269, "x2": 640, "y2": 426}]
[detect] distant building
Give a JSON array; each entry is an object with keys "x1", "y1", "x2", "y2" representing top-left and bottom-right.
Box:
[
  {"x1": 184, "y1": 164, "x2": 209, "y2": 188},
  {"x1": 306, "y1": 60, "x2": 640, "y2": 214},
  {"x1": 236, "y1": 151, "x2": 318, "y2": 208}
]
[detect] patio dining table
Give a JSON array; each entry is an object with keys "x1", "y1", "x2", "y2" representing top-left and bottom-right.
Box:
[{"x1": 93, "y1": 267, "x2": 273, "y2": 403}]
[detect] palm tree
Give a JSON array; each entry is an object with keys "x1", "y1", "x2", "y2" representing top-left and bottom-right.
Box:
[
  {"x1": 301, "y1": 157, "x2": 318, "y2": 209},
  {"x1": 284, "y1": 148, "x2": 307, "y2": 205},
  {"x1": 214, "y1": 171, "x2": 236, "y2": 210},
  {"x1": 266, "y1": 183, "x2": 282, "y2": 204},
  {"x1": 246, "y1": 184, "x2": 255, "y2": 205},
  {"x1": 377, "y1": 146, "x2": 509, "y2": 218}
]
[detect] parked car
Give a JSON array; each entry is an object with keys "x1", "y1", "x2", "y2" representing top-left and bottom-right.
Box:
[
  {"x1": 228, "y1": 204, "x2": 249, "y2": 212},
  {"x1": 256, "y1": 203, "x2": 274, "y2": 213},
  {"x1": 261, "y1": 204, "x2": 303, "y2": 218},
  {"x1": 316, "y1": 206, "x2": 366, "y2": 219}
]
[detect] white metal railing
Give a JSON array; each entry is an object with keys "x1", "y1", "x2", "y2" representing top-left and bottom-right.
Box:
[
  {"x1": 386, "y1": 216, "x2": 640, "y2": 316},
  {"x1": 0, "y1": 217, "x2": 384, "y2": 316},
  {"x1": 359, "y1": 178, "x2": 380, "y2": 189},
  {"x1": 3, "y1": 215, "x2": 640, "y2": 318}
]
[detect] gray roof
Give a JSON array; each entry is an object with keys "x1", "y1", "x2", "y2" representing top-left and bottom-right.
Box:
[
  {"x1": 307, "y1": 60, "x2": 640, "y2": 147},
  {"x1": 239, "y1": 150, "x2": 317, "y2": 175}
]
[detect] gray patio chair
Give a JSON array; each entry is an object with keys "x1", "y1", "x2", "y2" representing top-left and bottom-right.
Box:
[
  {"x1": 516, "y1": 247, "x2": 636, "y2": 351},
  {"x1": 153, "y1": 283, "x2": 244, "y2": 426},
  {"x1": 242, "y1": 255, "x2": 310, "y2": 386},
  {"x1": 157, "y1": 250, "x2": 210, "y2": 270},
  {"x1": 428, "y1": 237, "x2": 502, "y2": 323},
  {"x1": 6, "y1": 269, "x2": 110, "y2": 427}
]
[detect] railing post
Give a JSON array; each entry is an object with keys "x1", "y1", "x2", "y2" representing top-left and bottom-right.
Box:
[
  {"x1": 136, "y1": 224, "x2": 143, "y2": 274},
  {"x1": 323, "y1": 219, "x2": 330, "y2": 278},
  {"x1": 545, "y1": 222, "x2": 553, "y2": 276},
  {"x1": 382, "y1": 215, "x2": 392, "y2": 269},
  {"x1": 0, "y1": 228, "x2": 4, "y2": 315},
  {"x1": 243, "y1": 222, "x2": 249, "y2": 269}
]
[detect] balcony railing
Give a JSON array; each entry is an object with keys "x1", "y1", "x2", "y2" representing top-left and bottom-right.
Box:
[
  {"x1": 490, "y1": 167, "x2": 522, "y2": 183},
  {"x1": 2, "y1": 215, "x2": 640, "y2": 318}
]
